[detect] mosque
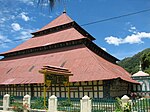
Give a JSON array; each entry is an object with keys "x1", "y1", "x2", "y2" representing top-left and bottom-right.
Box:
[{"x1": 0, "y1": 12, "x2": 138, "y2": 99}]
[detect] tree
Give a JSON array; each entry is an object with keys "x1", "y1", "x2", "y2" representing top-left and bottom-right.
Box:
[
  {"x1": 38, "y1": 0, "x2": 60, "y2": 10},
  {"x1": 141, "y1": 52, "x2": 150, "y2": 74},
  {"x1": 118, "y1": 48, "x2": 150, "y2": 74}
]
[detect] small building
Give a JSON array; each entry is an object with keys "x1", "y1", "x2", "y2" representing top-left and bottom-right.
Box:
[
  {"x1": 132, "y1": 70, "x2": 150, "y2": 96},
  {"x1": 0, "y1": 12, "x2": 138, "y2": 99}
]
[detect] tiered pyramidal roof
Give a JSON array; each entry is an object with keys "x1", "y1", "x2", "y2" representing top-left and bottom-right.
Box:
[
  {"x1": 0, "y1": 12, "x2": 137, "y2": 85},
  {"x1": 1, "y1": 12, "x2": 94, "y2": 55}
]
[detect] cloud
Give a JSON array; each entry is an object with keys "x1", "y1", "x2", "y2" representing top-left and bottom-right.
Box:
[
  {"x1": 0, "y1": 34, "x2": 12, "y2": 48},
  {"x1": 105, "y1": 36, "x2": 123, "y2": 46},
  {"x1": 101, "y1": 47, "x2": 107, "y2": 51},
  {"x1": 11, "y1": 23, "x2": 21, "y2": 31},
  {"x1": 49, "y1": 15, "x2": 53, "y2": 18},
  {"x1": 0, "y1": 34, "x2": 11, "y2": 42},
  {"x1": 0, "y1": 18, "x2": 6, "y2": 24},
  {"x1": 105, "y1": 32, "x2": 150, "y2": 46},
  {"x1": 128, "y1": 25, "x2": 137, "y2": 34},
  {"x1": 19, "y1": 31, "x2": 32, "y2": 40},
  {"x1": 56, "y1": 12, "x2": 61, "y2": 16},
  {"x1": 20, "y1": 12, "x2": 30, "y2": 21},
  {"x1": 17, "y1": 28, "x2": 37, "y2": 40},
  {"x1": 0, "y1": 28, "x2": 37, "y2": 48},
  {"x1": 18, "y1": 0, "x2": 34, "y2": 6},
  {"x1": 130, "y1": 26, "x2": 136, "y2": 30}
]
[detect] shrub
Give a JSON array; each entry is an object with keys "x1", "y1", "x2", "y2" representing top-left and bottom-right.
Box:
[
  {"x1": 115, "y1": 97, "x2": 131, "y2": 112},
  {"x1": 59, "y1": 100, "x2": 73, "y2": 107},
  {"x1": 12, "y1": 101, "x2": 29, "y2": 112},
  {"x1": 31, "y1": 97, "x2": 48, "y2": 109}
]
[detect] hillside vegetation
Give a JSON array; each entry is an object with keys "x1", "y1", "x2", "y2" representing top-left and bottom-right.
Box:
[{"x1": 118, "y1": 48, "x2": 150, "y2": 75}]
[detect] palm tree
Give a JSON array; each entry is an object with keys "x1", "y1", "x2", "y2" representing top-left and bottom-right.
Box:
[{"x1": 38, "y1": 0, "x2": 60, "y2": 10}]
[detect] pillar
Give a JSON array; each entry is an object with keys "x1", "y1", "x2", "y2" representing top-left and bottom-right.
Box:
[
  {"x1": 80, "y1": 95, "x2": 91, "y2": 112},
  {"x1": 121, "y1": 95, "x2": 130, "y2": 106},
  {"x1": 23, "y1": 94, "x2": 31, "y2": 112},
  {"x1": 3, "y1": 94, "x2": 10, "y2": 111},
  {"x1": 48, "y1": 95, "x2": 57, "y2": 112}
]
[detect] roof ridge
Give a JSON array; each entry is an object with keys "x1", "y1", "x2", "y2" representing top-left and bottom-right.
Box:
[
  {"x1": 85, "y1": 47, "x2": 137, "y2": 83},
  {"x1": 85, "y1": 47, "x2": 116, "y2": 76}
]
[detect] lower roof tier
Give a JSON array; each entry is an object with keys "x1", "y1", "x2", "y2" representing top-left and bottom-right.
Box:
[{"x1": 0, "y1": 44, "x2": 137, "y2": 85}]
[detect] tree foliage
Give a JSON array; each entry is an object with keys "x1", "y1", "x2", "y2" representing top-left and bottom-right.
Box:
[
  {"x1": 141, "y1": 52, "x2": 150, "y2": 69},
  {"x1": 118, "y1": 48, "x2": 150, "y2": 75},
  {"x1": 38, "y1": 0, "x2": 60, "y2": 10}
]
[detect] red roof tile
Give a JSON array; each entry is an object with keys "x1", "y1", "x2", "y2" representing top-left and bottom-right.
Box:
[
  {"x1": 0, "y1": 45, "x2": 137, "y2": 85},
  {"x1": 37, "y1": 12, "x2": 73, "y2": 32}
]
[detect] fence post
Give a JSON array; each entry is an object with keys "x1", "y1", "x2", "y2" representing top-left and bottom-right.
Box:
[
  {"x1": 80, "y1": 95, "x2": 91, "y2": 112},
  {"x1": 48, "y1": 95, "x2": 57, "y2": 112},
  {"x1": 121, "y1": 95, "x2": 130, "y2": 107},
  {"x1": 23, "y1": 94, "x2": 31, "y2": 112},
  {"x1": 3, "y1": 94, "x2": 10, "y2": 111}
]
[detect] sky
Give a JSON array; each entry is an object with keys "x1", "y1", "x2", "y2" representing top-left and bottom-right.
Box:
[{"x1": 0, "y1": 0, "x2": 150, "y2": 60}]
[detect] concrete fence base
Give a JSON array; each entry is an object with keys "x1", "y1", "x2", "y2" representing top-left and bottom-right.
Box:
[{"x1": 0, "y1": 94, "x2": 131, "y2": 112}]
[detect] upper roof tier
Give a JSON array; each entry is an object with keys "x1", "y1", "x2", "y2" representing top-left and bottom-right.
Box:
[
  {"x1": 1, "y1": 12, "x2": 95, "y2": 55},
  {"x1": 31, "y1": 12, "x2": 95, "y2": 40},
  {"x1": 38, "y1": 12, "x2": 73, "y2": 32}
]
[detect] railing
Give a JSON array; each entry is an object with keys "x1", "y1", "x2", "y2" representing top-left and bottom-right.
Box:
[
  {"x1": 57, "y1": 98, "x2": 80, "y2": 112},
  {"x1": 92, "y1": 98, "x2": 116, "y2": 112},
  {"x1": 131, "y1": 98, "x2": 150, "y2": 112}
]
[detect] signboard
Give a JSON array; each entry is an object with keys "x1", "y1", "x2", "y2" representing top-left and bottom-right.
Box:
[
  {"x1": 39, "y1": 66, "x2": 72, "y2": 108},
  {"x1": 45, "y1": 74, "x2": 68, "y2": 86}
]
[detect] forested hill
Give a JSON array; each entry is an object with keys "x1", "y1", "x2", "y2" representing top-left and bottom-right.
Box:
[{"x1": 118, "y1": 48, "x2": 150, "y2": 75}]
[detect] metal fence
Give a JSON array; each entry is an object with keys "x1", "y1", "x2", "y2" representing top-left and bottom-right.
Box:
[
  {"x1": 131, "y1": 98, "x2": 150, "y2": 112},
  {"x1": 1, "y1": 94, "x2": 150, "y2": 112},
  {"x1": 92, "y1": 98, "x2": 116, "y2": 112},
  {"x1": 57, "y1": 98, "x2": 80, "y2": 112},
  {"x1": 0, "y1": 100, "x2": 2, "y2": 106},
  {"x1": 0, "y1": 96, "x2": 2, "y2": 107}
]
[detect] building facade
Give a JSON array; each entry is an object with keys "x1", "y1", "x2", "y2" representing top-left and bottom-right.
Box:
[
  {"x1": 0, "y1": 12, "x2": 137, "y2": 99},
  {"x1": 132, "y1": 71, "x2": 150, "y2": 97},
  {"x1": 0, "y1": 80, "x2": 131, "y2": 98}
]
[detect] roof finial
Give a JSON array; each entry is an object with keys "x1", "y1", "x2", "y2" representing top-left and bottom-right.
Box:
[
  {"x1": 63, "y1": 0, "x2": 66, "y2": 13},
  {"x1": 139, "y1": 61, "x2": 142, "y2": 71},
  {"x1": 63, "y1": 7, "x2": 66, "y2": 13}
]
